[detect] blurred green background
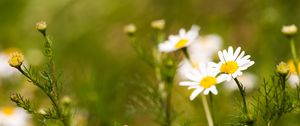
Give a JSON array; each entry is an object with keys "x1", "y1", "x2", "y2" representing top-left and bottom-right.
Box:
[{"x1": 0, "y1": 0, "x2": 300, "y2": 125}]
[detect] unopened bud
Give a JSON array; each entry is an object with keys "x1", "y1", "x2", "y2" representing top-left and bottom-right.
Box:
[
  {"x1": 36, "y1": 21, "x2": 47, "y2": 35},
  {"x1": 276, "y1": 62, "x2": 289, "y2": 75},
  {"x1": 282, "y1": 24, "x2": 297, "y2": 37},
  {"x1": 151, "y1": 19, "x2": 165, "y2": 30},
  {"x1": 124, "y1": 24, "x2": 136, "y2": 35},
  {"x1": 61, "y1": 96, "x2": 71, "y2": 106},
  {"x1": 8, "y1": 51, "x2": 24, "y2": 68}
]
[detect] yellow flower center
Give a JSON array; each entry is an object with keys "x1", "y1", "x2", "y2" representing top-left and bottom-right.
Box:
[
  {"x1": 200, "y1": 76, "x2": 217, "y2": 88},
  {"x1": 175, "y1": 39, "x2": 189, "y2": 49},
  {"x1": 2, "y1": 107, "x2": 14, "y2": 116},
  {"x1": 288, "y1": 60, "x2": 300, "y2": 74},
  {"x1": 220, "y1": 61, "x2": 239, "y2": 74}
]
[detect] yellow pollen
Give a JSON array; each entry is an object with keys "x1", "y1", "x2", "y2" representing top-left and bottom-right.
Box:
[
  {"x1": 175, "y1": 39, "x2": 189, "y2": 49},
  {"x1": 200, "y1": 76, "x2": 217, "y2": 88},
  {"x1": 2, "y1": 107, "x2": 14, "y2": 116},
  {"x1": 220, "y1": 61, "x2": 239, "y2": 74},
  {"x1": 287, "y1": 60, "x2": 300, "y2": 74}
]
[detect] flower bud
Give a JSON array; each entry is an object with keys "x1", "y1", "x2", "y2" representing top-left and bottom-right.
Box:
[
  {"x1": 124, "y1": 24, "x2": 136, "y2": 35},
  {"x1": 282, "y1": 24, "x2": 297, "y2": 36},
  {"x1": 61, "y1": 96, "x2": 71, "y2": 106},
  {"x1": 36, "y1": 21, "x2": 47, "y2": 34},
  {"x1": 8, "y1": 51, "x2": 24, "y2": 68},
  {"x1": 276, "y1": 62, "x2": 289, "y2": 75},
  {"x1": 151, "y1": 19, "x2": 165, "y2": 30}
]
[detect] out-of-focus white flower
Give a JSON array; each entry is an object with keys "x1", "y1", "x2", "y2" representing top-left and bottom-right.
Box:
[
  {"x1": 224, "y1": 72, "x2": 257, "y2": 92},
  {"x1": 287, "y1": 60, "x2": 300, "y2": 87},
  {"x1": 159, "y1": 25, "x2": 200, "y2": 52},
  {"x1": 211, "y1": 46, "x2": 255, "y2": 81},
  {"x1": 177, "y1": 34, "x2": 223, "y2": 79},
  {"x1": 179, "y1": 63, "x2": 226, "y2": 100},
  {"x1": 0, "y1": 107, "x2": 29, "y2": 126}
]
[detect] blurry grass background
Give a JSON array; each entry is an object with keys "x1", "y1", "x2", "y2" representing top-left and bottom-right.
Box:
[{"x1": 1, "y1": 0, "x2": 300, "y2": 125}]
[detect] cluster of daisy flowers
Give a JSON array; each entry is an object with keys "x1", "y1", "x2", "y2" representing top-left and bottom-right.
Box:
[{"x1": 158, "y1": 25, "x2": 255, "y2": 100}]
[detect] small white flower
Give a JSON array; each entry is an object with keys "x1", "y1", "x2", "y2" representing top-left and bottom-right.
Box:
[
  {"x1": 159, "y1": 25, "x2": 200, "y2": 52},
  {"x1": 211, "y1": 46, "x2": 255, "y2": 81},
  {"x1": 288, "y1": 74, "x2": 299, "y2": 87},
  {"x1": 0, "y1": 107, "x2": 29, "y2": 126},
  {"x1": 224, "y1": 72, "x2": 257, "y2": 92},
  {"x1": 179, "y1": 63, "x2": 226, "y2": 100}
]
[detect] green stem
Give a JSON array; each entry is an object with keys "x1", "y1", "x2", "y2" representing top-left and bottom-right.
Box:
[
  {"x1": 209, "y1": 93, "x2": 215, "y2": 125},
  {"x1": 290, "y1": 38, "x2": 300, "y2": 82},
  {"x1": 233, "y1": 78, "x2": 249, "y2": 115},
  {"x1": 201, "y1": 94, "x2": 214, "y2": 126},
  {"x1": 165, "y1": 84, "x2": 172, "y2": 126}
]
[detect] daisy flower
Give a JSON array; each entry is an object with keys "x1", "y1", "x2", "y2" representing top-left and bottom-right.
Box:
[
  {"x1": 177, "y1": 34, "x2": 223, "y2": 80},
  {"x1": 158, "y1": 25, "x2": 200, "y2": 52},
  {"x1": 0, "y1": 107, "x2": 29, "y2": 126},
  {"x1": 179, "y1": 63, "x2": 225, "y2": 100},
  {"x1": 211, "y1": 46, "x2": 255, "y2": 81}
]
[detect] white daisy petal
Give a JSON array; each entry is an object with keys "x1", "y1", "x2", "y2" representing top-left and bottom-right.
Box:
[
  {"x1": 179, "y1": 81, "x2": 199, "y2": 86},
  {"x1": 210, "y1": 86, "x2": 218, "y2": 95},
  {"x1": 190, "y1": 88, "x2": 204, "y2": 100}
]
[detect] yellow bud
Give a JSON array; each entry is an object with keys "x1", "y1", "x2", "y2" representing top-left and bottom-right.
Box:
[
  {"x1": 124, "y1": 24, "x2": 136, "y2": 35},
  {"x1": 8, "y1": 51, "x2": 24, "y2": 68},
  {"x1": 282, "y1": 24, "x2": 297, "y2": 36},
  {"x1": 151, "y1": 19, "x2": 165, "y2": 30},
  {"x1": 276, "y1": 62, "x2": 289, "y2": 75}
]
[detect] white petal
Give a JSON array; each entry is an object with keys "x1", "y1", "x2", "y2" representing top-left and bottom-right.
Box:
[
  {"x1": 179, "y1": 81, "x2": 199, "y2": 86},
  {"x1": 210, "y1": 86, "x2": 218, "y2": 95},
  {"x1": 217, "y1": 74, "x2": 227, "y2": 83},
  {"x1": 158, "y1": 42, "x2": 175, "y2": 52},
  {"x1": 228, "y1": 46, "x2": 234, "y2": 59},
  {"x1": 190, "y1": 88, "x2": 204, "y2": 100},
  {"x1": 233, "y1": 47, "x2": 241, "y2": 60},
  {"x1": 185, "y1": 72, "x2": 201, "y2": 82},
  {"x1": 203, "y1": 89, "x2": 210, "y2": 95},
  {"x1": 218, "y1": 51, "x2": 225, "y2": 63}
]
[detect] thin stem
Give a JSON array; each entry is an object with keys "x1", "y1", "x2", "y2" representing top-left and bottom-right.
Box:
[
  {"x1": 233, "y1": 78, "x2": 249, "y2": 114},
  {"x1": 290, "y1": 38, "x2": 300, "y2": 82},
  {"x1": 209, "y1": 93, "x2": 215, "y2": 125},
  {"x1": 201, "y1": 94, "x2": 214, "y2": 126},
  {"x1": 165, "y1": 84, "x2": 172, "y2": 126}
]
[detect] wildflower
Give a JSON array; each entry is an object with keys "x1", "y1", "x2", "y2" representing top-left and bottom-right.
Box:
[
  {"x1": 0, "y1": 107, "x2": 29, "y2": 126},
  {"x1": 8, "y1": 51, "x2": 24, "y2": 68},
  {"x1": 211, "y1": 46, "x2": 255, "y2": 81},
  {"x1": 0, "y1": 48, "x2": 20, "y2": 78},
  {"x1": 177, "y1": 34, "x2": 223, "y2": 80},
  {"x1": 158, "y1": 25, "x2": 200, "y2": 52},
  {"x1": 224, "y1": 72, "x2": 257, "y2": 92},
  {"x1": 124, "y1": 24, "x2": 136, "y2": 35},
  {"x1": 36, "y1": 21, "x2": 47, "y2": 34},
  {"x1": 179, "y1": 63, "x2": 225, "y2": 100},
  {"x1": 281, "y1": 24, "x2": 297, "y2": 36},
  {"x1": 276, "y1": 62, "x2": 289, "y2": 75},
  {"x1": 151, "y1": 19, "x2": 165, "y2": 30}
]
